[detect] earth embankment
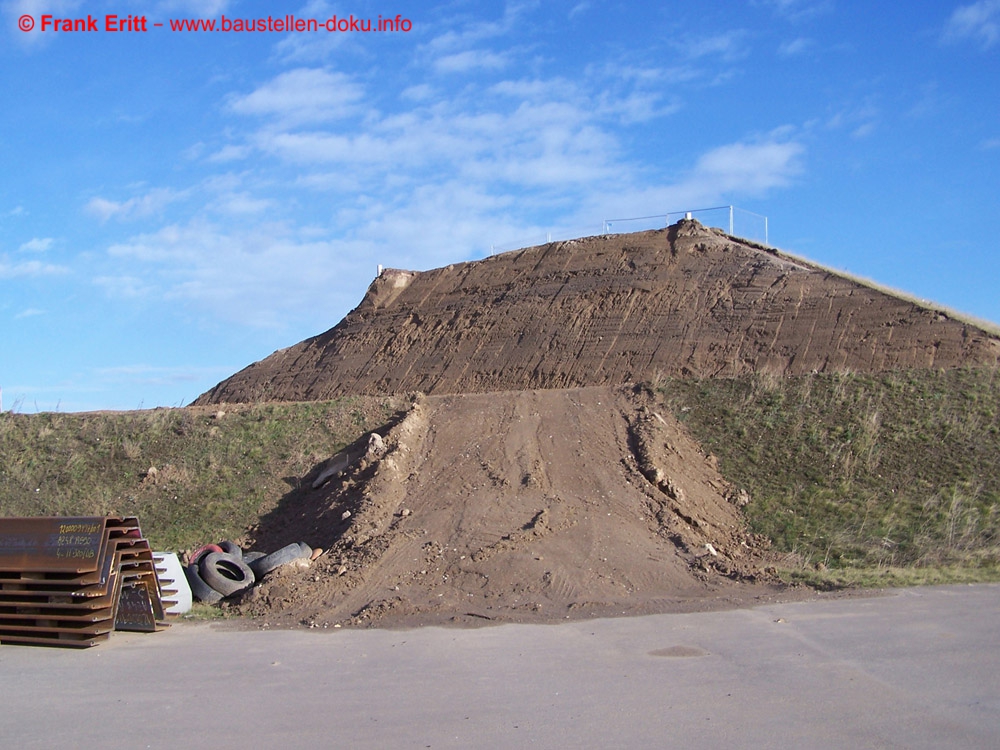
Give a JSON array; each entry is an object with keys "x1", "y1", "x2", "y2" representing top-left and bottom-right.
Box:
[{"x1": 195, "y1": 220, "x2": 1000, "y2": 406}]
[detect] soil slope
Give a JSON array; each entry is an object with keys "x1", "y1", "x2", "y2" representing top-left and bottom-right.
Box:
[
  {"x1": 233, "y1": 386, "x2": 786, "y2": 628},
  {"x1": 196, "y1": 220, "x2": 999, "y2": 405}
]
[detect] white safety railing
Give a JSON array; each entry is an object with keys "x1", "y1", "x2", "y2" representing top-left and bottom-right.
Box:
[{"x1": 488, "y1": 205, "x2": 769, "y2": 257}]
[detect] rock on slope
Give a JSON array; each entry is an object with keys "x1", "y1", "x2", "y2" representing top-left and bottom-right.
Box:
[
  {"x1": 235, "y1": 386, "x2": 780, "y2": 628},
  {"x1": 195, "y1": 219, "x2": 999, "y2": 405}
]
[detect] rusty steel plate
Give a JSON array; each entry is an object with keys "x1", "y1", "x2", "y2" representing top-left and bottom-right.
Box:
[{"x1": 0, "y1": 517, "x2": 107, "y2": 574}]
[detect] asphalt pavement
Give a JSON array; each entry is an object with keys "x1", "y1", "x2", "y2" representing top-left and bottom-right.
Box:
[{"x1": 2, "y1": 584, "x2": 998, "y2": 748}]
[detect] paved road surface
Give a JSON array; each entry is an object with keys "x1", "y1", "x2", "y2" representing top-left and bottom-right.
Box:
[{"x1": 2, "y1": 584, "x2": 998, "y2": 748}]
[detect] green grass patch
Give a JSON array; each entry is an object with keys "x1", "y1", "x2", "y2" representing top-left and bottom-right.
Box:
[
  {"x1": 657, "y1": 367, "x2": 1000, "y2": 581},
  {"x1": 0, "y1": 397, "x2": 403, "y2": 550}
]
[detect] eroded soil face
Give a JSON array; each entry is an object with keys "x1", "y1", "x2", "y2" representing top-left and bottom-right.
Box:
[
  {"x1": 231, "y1": 386, "x2": 794, "y2": 629},
  {"x1": 196, "y1": 221, "x2": 999, "y2": 406}
]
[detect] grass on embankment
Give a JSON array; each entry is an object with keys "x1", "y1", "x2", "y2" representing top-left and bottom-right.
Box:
[
  {"x1": 2, "y1": 369, "x2": 998, "y2": 589},
  {"x1": 657, "y1": 367, "x2": 1000, "y2": 585},
  {"x1": 0, "y1": 397, "x2": 403, "y2": 550}
]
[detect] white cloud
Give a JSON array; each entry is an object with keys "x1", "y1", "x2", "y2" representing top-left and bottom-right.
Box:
[
  {"x1": 15, "y1": 307, "x2": 44, "y2": 319},
  {"x1": 673, "y1": 31, "x2": 750, "y2": 62},
  {"x1": 18, "y1": 237, "x2": 53, "y2": 253},
  {"x1": 496, "y1": 69, "x2": 681, "y2": 124},
  {"x1": 598, "y1": 90, "x2": 680, "y2": 124},
  {"x1": 85, "y1": 188, "x2": 182, "y2": 221},
  {"x1": 0, "y1": 256, "x2": 69, "y2": 277},
  {"x1": 208, "y1": 144, "x2": 251, "y2": 163},
  {"x1": 210, "y1": 192, "x2": 273, "y2": 215},
  {"x1": 419, "y1": 4, "x2": 533, "y2": 78},
  {"x1": 422, "y1": 4, "x2": 528, "y2": 55},
  {"x1": 433, "y1": 49, "x2": 510, "y2": 73},
  {"x1": 757, "y1": 0, "x2": 833, "y2": 22},
  {"x1": 93, "y1": 275, "x2": 155, "y2": 299},
  {"x1": 943, "y1": 0, "x2": 1000, "y2": 49},
  {"x1": 686, "y1": 139, "x2": 805, "y2": 195},
  {"x1": 851, "y1": 121, "x2": 877, "y2": 139},
  {"x1": 103, "y1": 220, "x2": 367, "y2": 328},
  {"x1": 826, "y1": 100, "x2": 880, "y2": 138},
  {"x1": 778, "y1": 37, "x2": 814, "y2": 57},
  {"x1": 401, "y1": 84, "x2": 436, "y2": 102},
  {"x1": 227, "y1": 68, "x2": 365, "y2": 124}
]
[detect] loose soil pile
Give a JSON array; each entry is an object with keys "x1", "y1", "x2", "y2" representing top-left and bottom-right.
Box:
[{"x1": 232, "y1": 386, "x2": 794, "y2": 628}]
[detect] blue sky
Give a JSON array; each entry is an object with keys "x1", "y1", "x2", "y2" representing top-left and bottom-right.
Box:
[{"x1": 1, "y1": 0, "x2": 998, "y2": 412}]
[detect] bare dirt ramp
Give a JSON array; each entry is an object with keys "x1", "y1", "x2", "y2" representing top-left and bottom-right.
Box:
[{"x1": 235, "y1": 386, "x2": 782, "y2": 629}]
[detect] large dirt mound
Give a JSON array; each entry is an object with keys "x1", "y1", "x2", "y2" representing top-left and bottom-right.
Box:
[
  {"x1": 196, "y1": 220, "x2": 999, "y2": 405},
  {"x1": 232, "y1": 386, "x2": 786, "y2": 628}
]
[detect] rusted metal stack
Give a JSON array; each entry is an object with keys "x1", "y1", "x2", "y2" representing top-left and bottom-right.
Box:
[{"x1": 0, "y1": 516, "x2": 168, "y2": 648}]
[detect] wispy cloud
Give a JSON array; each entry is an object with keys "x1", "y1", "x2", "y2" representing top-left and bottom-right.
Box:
[
  {"x1": 827, "y1": 99, "x2": 880, "y2": 139},
  {"x1": 943, "y1": 0, "x2": 1000, "y2": 49},
  {"x1": 85, "y1": 188, "x2": 183, "y2": 222},
  {"x1": 207, "y1": 144, "x2": 252, "y2": 163},
  {"x1": 674, "y1": 30, "x2": 751, "y2": 62},
  {"x1": 0, "y1": 256, "x2": 69, "y2": 277},
  {"x1": 227, "y1": 68, "x2": 365, "y2": 124},
  {"x1": 93, "y1": 275, "x2": 155, "y2": 299},
  {"x1": 18, "y1": 237, "x2": 53, "y2": 253},
  {"x1": 103, "y1": 220, "x2": 368, "y2": 328},
  {"x1": 433, "y1": 49, "x2": 510, "y2": 74},
  {"x1": 422, "y1": 3, "x2": 528, "y2": 55},
  {"x1": 15, "y1": 307, "x2": 44, "y2": 319},
  {"x1": 778, "y1": 37, "x2": 814, "y2": 57},
  {"x1": 756, "y1": 0, "x2": 834, "y2": 22},
  {"x1": 686, "y1": 138, "x2": 805, "y2": 195},
  {"x1": 209, "y1": 192, "x2": 273, "y2": 215}
]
